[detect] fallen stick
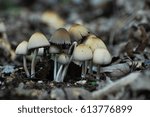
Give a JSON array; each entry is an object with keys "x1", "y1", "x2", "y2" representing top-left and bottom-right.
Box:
[{"x1": 92, "y1": 72, "x2": 141, "y2": 99}]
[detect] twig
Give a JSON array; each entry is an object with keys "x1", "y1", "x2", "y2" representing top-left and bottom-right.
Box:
[{"x1": 92, "y1": 72, "x2": 141, "y2": 99}]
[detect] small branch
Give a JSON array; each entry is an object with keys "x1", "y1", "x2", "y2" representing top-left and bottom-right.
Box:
[{"x1": 92, "y1": 72, "x2": 141, "y2": 99}]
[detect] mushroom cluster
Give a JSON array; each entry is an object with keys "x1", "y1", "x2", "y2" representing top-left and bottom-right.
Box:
[
  {"x1": 15, "y1": 23, "x2": 112, "y2": 82},
  {"x1": 15, "y1": 32, "x2": 50, "y2": 78}
]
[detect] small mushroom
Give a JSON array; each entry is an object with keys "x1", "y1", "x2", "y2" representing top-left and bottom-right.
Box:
[
  {"x1": 84, "y1": 35, "x2": 107, "y2": 74},
  {"x1": 93, "y1": 48, "x2": 112, "y2": 79},
  {"x1": 73, "y1": 44, "x2": 93, "y2": 78},
  {"x1": 28, "y1": 32, "x2": 50, "y2": 78},
  {"x1": 57, "y1": 53, "x2": 70, "y2": 65},
  {"x1": 15, "y1": 41, "x2": 30, "y2": 77},
  {"x1": 69, "y1": 24, "x2": 89, "y2": 42},
  {"x1": 55, "y1": 53, "x2": 70, "y2": 82}
]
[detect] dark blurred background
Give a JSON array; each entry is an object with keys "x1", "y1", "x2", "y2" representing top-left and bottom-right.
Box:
[{"x1": 0, "y1": 0, "x2": 149, "y2": 56}]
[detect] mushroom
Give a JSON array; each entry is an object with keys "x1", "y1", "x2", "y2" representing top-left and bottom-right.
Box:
[
  {"x1": 57, "y1": 53, "x2": 70, "y2": 65},
  {"x1": 49, "y1": 28, "x2": 71, "y2": 80},
  {"x1": 41, "y1": 11, "x2": 65, "y2": 32},
  {"x1": 73, "y1": 44, "x2": 93, "y2": 78},
  {"x1": 84, "y1": 35, "x2": 107, "y2": 51},
  {"x1": 69, "y1": 24, "x2": 89, "y2": 43},
  {"x1": 55, "y1": 53, "x2": 70, "y2": 82},
  {"x1": 50, "y1": 28, "x2": 71, "y2": 54},
  {"x1": 49, "y1": 45, "x2": 60, "y2": 79},
  {"x1": 28, "y1": 32, "x2": 50, "y2": 78},
  {"x1": 50, "y1": 28, "x2": 71, "y2": 45},
  {"x1": 84, "y1": 35, "x2": 107, "y2": 74},
  {"x1": 93, "y1": 48, "x2": 112, "y2": 79},
  {"x1": 15, "y1": 41, "x2": 30, "y2": 77}
]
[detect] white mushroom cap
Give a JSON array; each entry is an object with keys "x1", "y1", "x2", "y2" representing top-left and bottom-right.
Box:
[
  {"x1": 57, "y1": 53, "x2": 69, "y2": 64},
  {"x1": 49, "y1": 45, "x2": 60, "y2": 54},
  {"x1": 28, "y1": 32, "x2": 50, "y2": 50},
  {"x1": 93, "y1": 48, "x2": 112, "y2": 65},
  {"x1": 73, "y1": 44, "x2": 92, "y2": 61},
  {"x1": 41, "y1": 11, "x2": 65, "y2": 29},
  {"x1": 50, "y1": 28, "x2": 71, "y2": 44},
  {"x1": 69, "y1": 24, "x2": 89, "y2": 41},
  {"x1": 84, "y1": 36, "x2": 107, "y2": 51},
  {"x1": 15, "y1": 41, "x2": 28, "y2": 55}
]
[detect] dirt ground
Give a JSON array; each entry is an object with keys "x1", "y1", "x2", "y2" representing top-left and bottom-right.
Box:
[{"x1": 0, "y1": 0, "x2": 150, "y2": 99}]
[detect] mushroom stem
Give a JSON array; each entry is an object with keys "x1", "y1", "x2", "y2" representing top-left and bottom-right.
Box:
[
  {"x1": 23, "y1": 55, "x2": 30, "y2": 78},
  {"x1": 68, "y1": 41, "x2": 77, "y2": 54},
  {"x1": 96, "y1": 64, "x2": 100, "y2": 79},
  {"x1": 50, "y1": 53, "x2": 57, "y2": 80},
  {"x1": 88, "y1": 60, "x2": 93, "y2": 74},
  {"x1": 54, "y1": 55, "x2": 57, "y2": 80},
  {"x1": 60, "y1": 53, "x2": 73, "y2": 82},
  {"x1": 55, "y1": 64, "x2": 63, "y2": 82},
  {"x1": 60, "y1": 65, "x2": 68, "y2": 82},
  {"x1": 31, "y1": 49, "x2": 38, "y2": 78},
  {"x1": 84, "y1": 60, "x2": 88, "y2": 77},
  {"x1": 81, "y1": 61, "x2": 86, "y2": 78}
]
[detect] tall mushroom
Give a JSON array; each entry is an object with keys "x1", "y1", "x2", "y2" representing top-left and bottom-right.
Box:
[
  {"x1": 73, "y1": 44, "x2": 93, "y2": 78},
  {"x1": 28, "y1": 32, "x2": 50, "y2": 78},
  {"x1": 49, "y1": 28, "x2": 71, "y2": 80},
  {"x1": 93, "y1": 48, "x2": 112, "y2": 79},
  {"x1": 15, "y1": 41, "x2": 30, "y2": 77},
  {"x1": 49, "y1": 45, "x2": 60, "y2": 79}
]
